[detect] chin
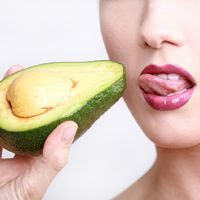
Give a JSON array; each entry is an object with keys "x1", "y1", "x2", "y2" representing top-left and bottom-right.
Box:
[
  {"x1": 139, "y1": 123, "x2": 200, "y2": 149},
  {"x1": 124, "y1": 88, "x2": 200, "y2": 149}
]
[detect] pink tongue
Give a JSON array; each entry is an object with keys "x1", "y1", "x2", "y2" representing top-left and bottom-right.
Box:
[{"x1": 139, "y1": 74, "x2": 191, "y2": 96}]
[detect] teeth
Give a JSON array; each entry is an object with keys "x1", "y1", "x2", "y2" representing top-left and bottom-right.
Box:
[
  {"x1": 156, "y1": 73, "x2": 181, "y2": 80},
  {"x1": 157, "y1": 73, "x2": 168, "y2": 80},
  {"x1": 167, "y1": 73, "x2": 180, "y2": 80}
]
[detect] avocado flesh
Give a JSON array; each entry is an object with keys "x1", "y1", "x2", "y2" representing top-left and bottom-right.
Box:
[{"x1": 0, "y1": 61, "x2": 125, "y2": 155}]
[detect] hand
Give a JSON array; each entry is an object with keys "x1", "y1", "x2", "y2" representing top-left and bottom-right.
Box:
[{"x1": 0, "y1": 65, "x2": 78, "y2": 200}]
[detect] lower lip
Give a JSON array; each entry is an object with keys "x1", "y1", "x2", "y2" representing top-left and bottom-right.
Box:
[{"x1": 141, "y1": 87, "x2": 196, "y2": 111}]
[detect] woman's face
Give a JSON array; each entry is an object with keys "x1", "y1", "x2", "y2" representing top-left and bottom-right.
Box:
[{"x1": 100, "y1": 0, "x2": 200, "y2": 148}]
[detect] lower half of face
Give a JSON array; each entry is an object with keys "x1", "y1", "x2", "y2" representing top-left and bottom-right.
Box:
[
  {"x1": 100, "y1": 0, "x2": 200, "y2": 149},
  {"x1": 124, "y1": 72, "x2": 200, "y2": 149}
]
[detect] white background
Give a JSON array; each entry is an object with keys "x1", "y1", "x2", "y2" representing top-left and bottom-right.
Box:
[{"x1": 0, "y1": 1, "x2": 156, "y2": 199}]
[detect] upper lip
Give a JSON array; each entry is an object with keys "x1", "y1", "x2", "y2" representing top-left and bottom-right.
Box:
[{"x1": 140, "y1": 64, "x2": 197, "y2": 85}]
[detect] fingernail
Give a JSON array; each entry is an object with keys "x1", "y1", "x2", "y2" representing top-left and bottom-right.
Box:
[{"x1": 62, "y1": 124, "x2": 77, "y2": 144}]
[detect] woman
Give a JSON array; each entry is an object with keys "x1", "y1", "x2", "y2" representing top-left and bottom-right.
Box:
[
  {"x1": 100, "y1": 0, "x2": 200, "y2": 199},
  {"x1": 1, "y1": 0, "x2": 199, "y2": 199}
]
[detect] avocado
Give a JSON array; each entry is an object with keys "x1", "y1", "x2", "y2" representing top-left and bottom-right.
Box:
[{"x1": 0, "y1": 60, "x2": 125, "y2": 155}]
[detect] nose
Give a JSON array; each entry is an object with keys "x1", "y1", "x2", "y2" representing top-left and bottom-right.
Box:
[{"x1": 140, "y1": 3, "x2": 184, "y2": 49}]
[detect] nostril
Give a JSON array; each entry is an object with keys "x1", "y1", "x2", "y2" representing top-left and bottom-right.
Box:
[
  {"x1": 140, "y1": 41, "x2": 152, "y2": 48},
  {"x1": 142, "y1": 38, "x2": 180, "y2": 49},
  {"x1": 142, "y1": 40, "x2": 162, "y2": 49},
  {"x1": 144, "y1": 42, "x2": 149, "y2": 47}
]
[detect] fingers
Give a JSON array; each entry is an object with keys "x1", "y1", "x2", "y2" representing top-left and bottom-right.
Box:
[
  {"x1": 3, "y1": 65, "x2": 23, "y2": 78},
  {"x1": 0, "y1": 121, "x2": 78, "y2": 200},
  {"x1": 0, "y1": 156, "x2": 34, "y2": 187}
]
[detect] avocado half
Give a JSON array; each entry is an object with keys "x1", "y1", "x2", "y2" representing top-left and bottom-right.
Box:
[{"x1": 0, "y1": 60, "x2": 125, "y2": 155}]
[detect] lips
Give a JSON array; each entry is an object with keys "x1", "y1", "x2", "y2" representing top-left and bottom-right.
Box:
[{"x1": 138, "y1": 64, "x2": 196, "y2": 110}]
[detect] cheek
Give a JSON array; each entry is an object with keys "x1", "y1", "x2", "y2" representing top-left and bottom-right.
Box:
[
  {"x1": 100, "y1": 3, "x2": 142, "y2": 65},
  {"x1": 101, "y1": 27, "x2": 140, "y2": 67}
]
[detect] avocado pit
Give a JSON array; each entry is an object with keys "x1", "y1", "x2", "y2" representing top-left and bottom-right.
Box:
[{"x1": 6, "y1": 71, "x2": 74, "y2": 118}]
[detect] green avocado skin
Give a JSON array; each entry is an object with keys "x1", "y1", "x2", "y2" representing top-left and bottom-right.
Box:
[{"x1": 0, "y1": 73, "x2": 125, "y2": 155}]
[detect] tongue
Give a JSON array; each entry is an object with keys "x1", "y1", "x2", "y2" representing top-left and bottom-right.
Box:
[{"x1": 139, "y1": 74, "x2": 192, "y2": 96}]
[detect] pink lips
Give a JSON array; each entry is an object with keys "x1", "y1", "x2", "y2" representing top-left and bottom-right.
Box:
[{"x1": 139, "y1": 64, "x2": 196, "y2": 110}]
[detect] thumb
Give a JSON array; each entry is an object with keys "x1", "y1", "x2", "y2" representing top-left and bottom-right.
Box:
[
  {"x1": 43, "y1": 121, "x2": 78, "y2": 172},
  {"x1": 3, "y1": 122, "x2": 78, "y2": 200}
]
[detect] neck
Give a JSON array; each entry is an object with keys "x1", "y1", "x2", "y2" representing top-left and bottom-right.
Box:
[{"x1": 152, "y1": 144, "x2": 200, "y2": 199}]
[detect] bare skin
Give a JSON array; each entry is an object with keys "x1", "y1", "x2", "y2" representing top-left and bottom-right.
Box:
[
  {"x1": 0, "y1": 65, "x2": 78, "y2": 200},
  {"x1": 115, "y1": 146, "x2": 200, "y2": 200},
  {"x1": 100, "y1": 0, "x2": 200, "y2": 199}
]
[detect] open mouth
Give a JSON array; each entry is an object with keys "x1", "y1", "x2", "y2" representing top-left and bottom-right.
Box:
[{"x1": 138, "y1": 64, "x2": 196, "y2": 110}]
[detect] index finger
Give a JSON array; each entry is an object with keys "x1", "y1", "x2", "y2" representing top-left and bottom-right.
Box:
[{"x1": 3, "y1": 65, "x2": 24, "y2": 79}]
